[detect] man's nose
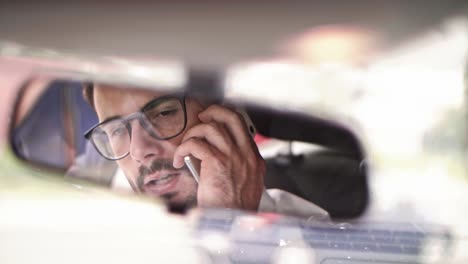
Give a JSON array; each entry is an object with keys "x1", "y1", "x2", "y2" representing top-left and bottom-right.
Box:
[{"x1": 128, "y1": 121, "x2": 165, "y2": 164}]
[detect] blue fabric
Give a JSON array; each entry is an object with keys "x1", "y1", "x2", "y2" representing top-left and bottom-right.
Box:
[{"x1": 13, "y1": 80, "x2": 98, "y2": 168}]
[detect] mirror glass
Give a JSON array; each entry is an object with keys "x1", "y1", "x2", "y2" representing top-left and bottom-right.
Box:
[
  {"x1": 13, "y1": 78, "x2": 95, "y2": 170},
  {"x1": 12, "y1": 76, "x2": 201, "y2": 200},
  {"x1": 10, "y1": 73, "x2": 367, "y2": 216}
]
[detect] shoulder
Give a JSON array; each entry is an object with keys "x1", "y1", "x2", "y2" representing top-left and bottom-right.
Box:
[{"x1": 258, "y1": 188, "x2": 330, "y2": 220}]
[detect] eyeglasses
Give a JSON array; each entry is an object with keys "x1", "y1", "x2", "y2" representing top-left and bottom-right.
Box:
[{"x1": 84, "y1": 93, "x2": 187, "y2": 160}]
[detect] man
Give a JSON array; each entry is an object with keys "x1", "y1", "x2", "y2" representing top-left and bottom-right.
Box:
[{"x1": 82, "y1": 83, "x2": 328, "y2": 218}]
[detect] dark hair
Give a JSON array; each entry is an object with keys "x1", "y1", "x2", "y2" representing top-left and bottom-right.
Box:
[
  {"x1": 82, "y1": 82, "x2": 95, "y2": 110},
  {"x1": 82, "y1": 69, "x2": 223, "y2": 111}
]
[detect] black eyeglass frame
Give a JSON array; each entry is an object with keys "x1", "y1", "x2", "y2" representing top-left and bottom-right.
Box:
[{"x1": 84, "y1": 93, "x2": 187, "y2": 161}]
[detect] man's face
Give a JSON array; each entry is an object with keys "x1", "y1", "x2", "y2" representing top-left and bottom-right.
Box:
[{"x1": 93, "y1": 85, "x2": 203, "y2": 208}]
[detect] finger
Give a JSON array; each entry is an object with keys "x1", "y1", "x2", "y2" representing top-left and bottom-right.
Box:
[
  {"x1": 198, "y1": 105, "x2": 252, "y2": 149},
  {"x1": 181, "y1": 122, "x2": 235, "y2": 155},
  {"x1": 173, "y1": 137, "x2": 223, "y2": 169}
]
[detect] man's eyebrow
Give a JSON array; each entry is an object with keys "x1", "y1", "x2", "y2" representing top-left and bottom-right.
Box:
[
  {"x1": 100, "y1": 94, "x2": 171, "y2": 124},
  {"x1": 145, "y1": 95, "x2": 161, "y2": 106},
  {"x1": 100, "y1": 115, "x2": 121, "y2": 124},
  {"x1": 139, "y1": 94, "x2": 172, "y2": 110}
]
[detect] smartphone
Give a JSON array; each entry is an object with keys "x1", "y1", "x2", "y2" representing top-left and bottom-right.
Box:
[
  {"x1": 237, "y1": 106, "x2": 257, "y2": 138},
  {"x1": 184, "y1": 155, "x2": 201, "y2": 183},
  {"x1": 184, "y1": 107, "x2": 256, "y2": 183}
]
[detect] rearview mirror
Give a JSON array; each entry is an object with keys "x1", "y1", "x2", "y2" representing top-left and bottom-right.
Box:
[{"x1": 10, "y1": 71, "x2": 368, "y2": 218}]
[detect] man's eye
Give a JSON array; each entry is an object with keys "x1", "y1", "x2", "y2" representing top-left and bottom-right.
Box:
[
  {"x1": 157, "y1": 108, "x2": 178, "y2": 118},
  {"x1": 148, "y1": 108, "x2": 179, "y2": 120},
  {"x1": 110, "y1": 127, "x2": 126, "y2": 137}
]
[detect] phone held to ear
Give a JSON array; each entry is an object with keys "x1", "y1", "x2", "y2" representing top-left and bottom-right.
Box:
[
  {"x1": 184, "y1": 106, "x2": 256, "y2": 184},
  {"x1": 184, "y1": 155, "x2": 201, "y2": 183}
]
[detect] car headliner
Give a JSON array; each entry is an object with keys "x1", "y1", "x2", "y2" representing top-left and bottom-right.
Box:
[{"x1": 0, "y1": 1, "x2": 467, "y2": 67}]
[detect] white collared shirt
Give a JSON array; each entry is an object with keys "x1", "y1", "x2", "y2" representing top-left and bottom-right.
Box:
[{"x1": 259, "y1": 188, "x2": 329, "y2": 219}]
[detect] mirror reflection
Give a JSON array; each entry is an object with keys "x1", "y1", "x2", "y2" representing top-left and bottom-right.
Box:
[
  {"x1": 13, "y1": 79, "x2": 98, "y2": 170},
  {"x1": 12, "y1": 76, "x2": 367, "y2": 217}
]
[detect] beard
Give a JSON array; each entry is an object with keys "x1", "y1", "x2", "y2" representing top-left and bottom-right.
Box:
[{"x1": 135, "y1": 159, "x2": 197, "y2": 210}]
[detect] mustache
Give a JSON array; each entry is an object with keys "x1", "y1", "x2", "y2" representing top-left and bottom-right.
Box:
[{"x1": 136, "y1": 159, "x2": 187, "y2": 190}]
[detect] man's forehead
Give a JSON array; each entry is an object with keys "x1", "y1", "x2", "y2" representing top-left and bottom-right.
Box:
[
  {"x1": 94, "y1": 84, "x2": 168, "y2": 100},
  {"x1": 93, "y1": 84, "x2": 168, "y2": 120}
]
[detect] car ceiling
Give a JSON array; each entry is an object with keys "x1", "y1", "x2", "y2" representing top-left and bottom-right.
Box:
[{"x1": 0, "y1": 1, "x2": 467, "y2": 67}]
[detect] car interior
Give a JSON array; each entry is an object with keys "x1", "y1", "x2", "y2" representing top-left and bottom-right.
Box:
[{"x1": 2, "y1": 1, "x2": 468, "y2": 263}]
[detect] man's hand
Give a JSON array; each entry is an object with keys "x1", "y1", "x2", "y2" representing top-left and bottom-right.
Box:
[{"x1": 173, "y1": 104, "x2": 266, "y2": 210}]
